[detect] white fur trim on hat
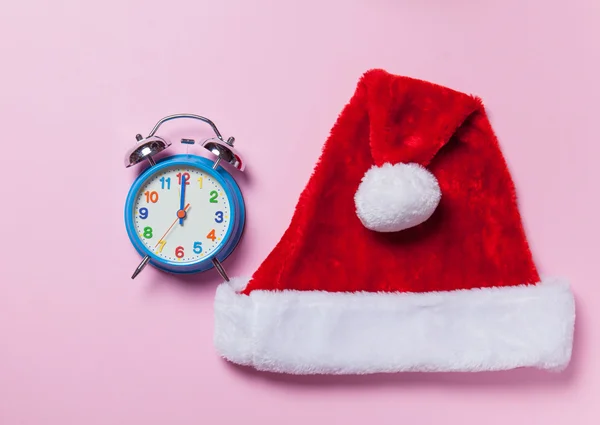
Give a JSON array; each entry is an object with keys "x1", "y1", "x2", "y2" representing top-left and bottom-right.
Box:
[
  {"x1": 354, "y1": 163, "x2": 441, "y2": 232},
  {"x1": 214, "y1": 277, "x2": 575, "y2": 375}
]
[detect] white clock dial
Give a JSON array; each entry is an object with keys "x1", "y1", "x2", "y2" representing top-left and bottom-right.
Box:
[{"x1": 132, "y1": 165, "x2": 232, "y2": 263}]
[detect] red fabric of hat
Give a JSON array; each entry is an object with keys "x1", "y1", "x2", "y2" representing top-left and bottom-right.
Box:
[{"x1": 214, "y1": 69, "x2": 575, "y2": 375}]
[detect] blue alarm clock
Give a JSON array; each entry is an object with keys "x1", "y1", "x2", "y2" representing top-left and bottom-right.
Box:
[{"x1": 123, "y1": 114, "x2": 245, "y2": 280}]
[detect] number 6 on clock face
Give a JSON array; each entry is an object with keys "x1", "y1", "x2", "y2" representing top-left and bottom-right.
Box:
[{"x1": 124, "y1": 154, "x2": 246, "y2": 275}]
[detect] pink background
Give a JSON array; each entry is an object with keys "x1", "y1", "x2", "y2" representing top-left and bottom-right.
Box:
[{"x1": 0, "y1": 1, "x2": 598, "y2": 423}]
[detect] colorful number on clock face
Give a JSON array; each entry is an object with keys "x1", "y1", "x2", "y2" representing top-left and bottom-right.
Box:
[{"x1": 132, "y1": 165, "x2": 232, "y2": 263}]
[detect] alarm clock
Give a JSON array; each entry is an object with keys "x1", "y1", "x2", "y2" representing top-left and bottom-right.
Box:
[{"x1": 123, "y1": 114, "x2": 245, "y2": 281}]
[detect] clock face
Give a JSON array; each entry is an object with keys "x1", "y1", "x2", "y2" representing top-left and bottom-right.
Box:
[{"x1": 131, "y1": 164, "x2": 232, "y2": 264}]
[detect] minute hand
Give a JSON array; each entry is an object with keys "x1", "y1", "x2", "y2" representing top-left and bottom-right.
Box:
[{"x1": 179, "y1": 174, "x2": 187, "y2": 225}]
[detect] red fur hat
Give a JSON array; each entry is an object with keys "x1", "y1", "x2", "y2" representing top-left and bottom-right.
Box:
[{"x1": 214, "y1": 69, "x2": 575, "y2": 375}]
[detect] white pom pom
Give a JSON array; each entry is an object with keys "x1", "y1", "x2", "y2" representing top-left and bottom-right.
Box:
[{"x1": 354, "y1": 163, "x2": 441, "y2": 232}]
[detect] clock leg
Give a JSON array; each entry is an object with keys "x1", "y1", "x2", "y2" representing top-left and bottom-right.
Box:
[
  {"x1": 131, "y1": 255, "x2": 151, "y2": 279},
  {"x1": 212, "y1": 258, "x2": 230, "y2": 282}
]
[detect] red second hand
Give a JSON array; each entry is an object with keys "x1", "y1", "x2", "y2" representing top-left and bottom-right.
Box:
[{"x1": 155, "y1": 203, "x2": 190, "y2": 247}]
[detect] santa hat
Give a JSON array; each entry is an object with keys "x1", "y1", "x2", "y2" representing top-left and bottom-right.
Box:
[{"x1": 214, "y1": 69, "x2": 576, "y2": 375}]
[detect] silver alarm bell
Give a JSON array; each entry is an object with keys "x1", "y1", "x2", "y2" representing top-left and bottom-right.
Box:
[
  {"x1": 124, "y1": 135, "x2": 171, "y2": 168},
  {"x1": 201, "y1": 136, "x2": 245, "y2": 171}
]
